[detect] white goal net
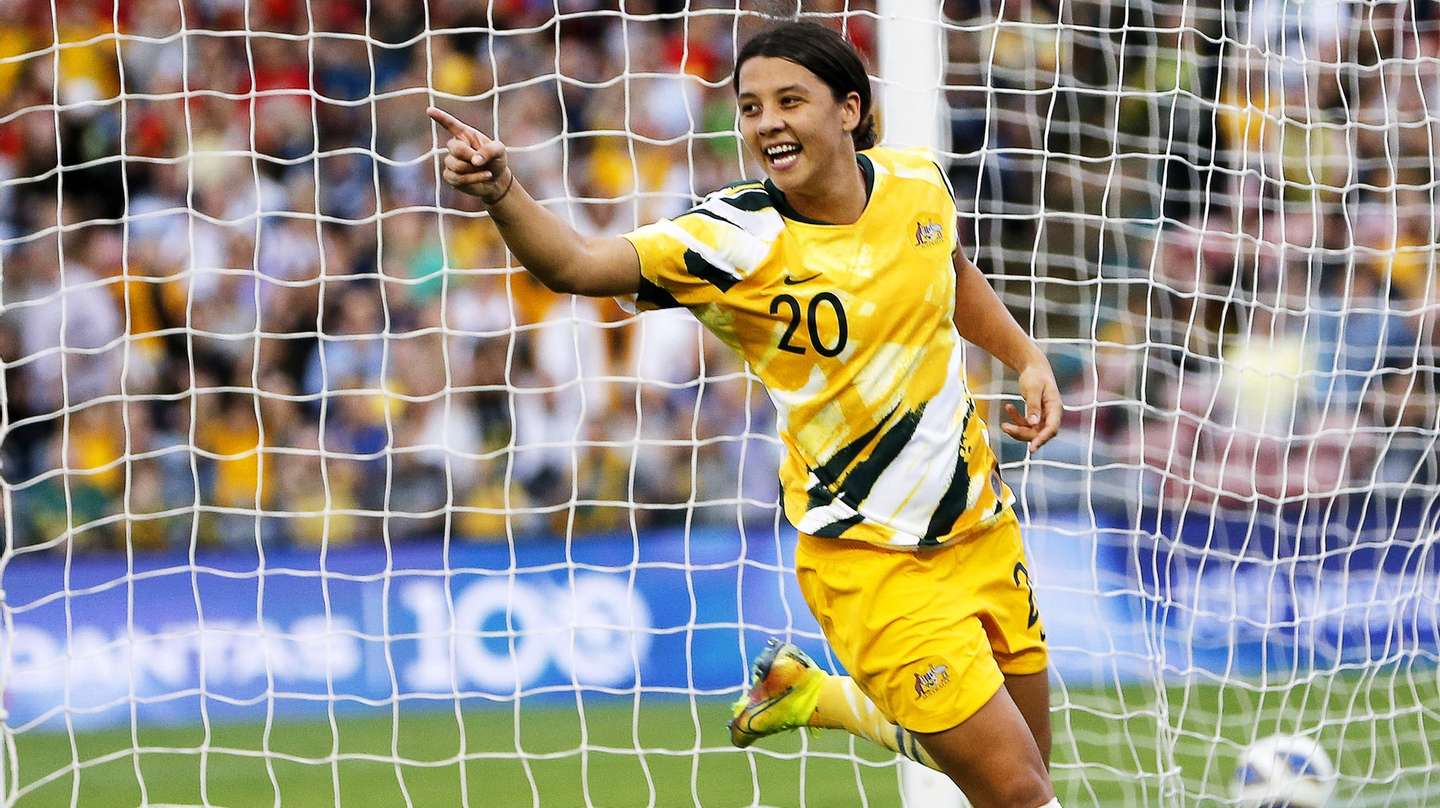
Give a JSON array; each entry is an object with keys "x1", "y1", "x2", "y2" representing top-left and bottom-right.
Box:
[{"x1": 0, "y1": 1, "x2": 1436, "y2": 806}]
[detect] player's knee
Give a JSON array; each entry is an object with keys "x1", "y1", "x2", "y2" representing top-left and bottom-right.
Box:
[
  {"x1": 972, "y1": 768, "x2": 1051, "y2": 808},
  {"x1": 1007, "y1": 776, "x2": 1052, "y2": 808}
]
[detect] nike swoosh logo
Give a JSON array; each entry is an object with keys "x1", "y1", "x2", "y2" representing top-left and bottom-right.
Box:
[{"x1": 783, "y1": 274, "x2": 820, "y2": 285}]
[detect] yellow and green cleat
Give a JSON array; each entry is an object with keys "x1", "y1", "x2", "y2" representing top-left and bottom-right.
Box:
[{"x1": 729, "y1": 638, "x2": 828, "y2": 748}]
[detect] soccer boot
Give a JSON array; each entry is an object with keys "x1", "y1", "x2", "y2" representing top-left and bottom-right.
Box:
[{"x1": 729, "y1": 638, "x2": 827, "y2": 748}]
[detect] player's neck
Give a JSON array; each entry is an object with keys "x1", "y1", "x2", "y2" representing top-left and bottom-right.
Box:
[{"x1": 784, "y1": 160, "x2": 867, "y2": 225}]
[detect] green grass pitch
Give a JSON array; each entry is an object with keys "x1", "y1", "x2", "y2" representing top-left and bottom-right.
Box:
[{"x1": 7, "y1": 672, "x2": 1437, "y2": 806}]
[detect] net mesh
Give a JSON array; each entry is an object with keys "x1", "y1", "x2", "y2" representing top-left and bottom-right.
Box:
[
  {"x1": 0, "y1": 1, "x2": 1436, "y2": 806},
  {"x1": 947, "y1": 1, "x2": 1440, "y2": 805}
]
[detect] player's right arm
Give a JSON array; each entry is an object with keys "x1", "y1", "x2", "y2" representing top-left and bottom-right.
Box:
[{"x1": 427, "y1": 106, "x2": 640, "y2": 298}]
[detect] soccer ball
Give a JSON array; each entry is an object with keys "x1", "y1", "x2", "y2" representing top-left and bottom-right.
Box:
[{"x1": 1231, "y1": 734, "x2": 1338, "y2": 808}]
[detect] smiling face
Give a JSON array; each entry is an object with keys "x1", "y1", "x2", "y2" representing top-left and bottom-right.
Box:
[{"x1": 736, "y1": 56, "x2": 861, "y2": 196}]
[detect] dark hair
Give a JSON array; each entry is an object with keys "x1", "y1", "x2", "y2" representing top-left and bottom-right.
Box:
[{"x1": 733, "y1": 21, "x2": 878, "y2": 150}]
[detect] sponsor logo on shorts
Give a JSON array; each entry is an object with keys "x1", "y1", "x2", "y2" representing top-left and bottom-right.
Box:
[{"x1": 912, "y1": 663, "x2": 951, "y2": 700}]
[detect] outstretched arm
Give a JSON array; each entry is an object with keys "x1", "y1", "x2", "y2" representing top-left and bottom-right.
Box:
[
  {"x1": 951, "y1": 251, "x2": 1062, "y2": 453},
  {"x1": 428, "y1": 106, "x2": 640, "y2": 297}
]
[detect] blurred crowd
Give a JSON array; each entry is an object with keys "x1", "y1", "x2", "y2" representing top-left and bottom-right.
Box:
[
  {"x1": 0, "y1": 0, "x2": 800, "y2": 552},
  {"x1": 942, "y1": 0, "x2": 1440, "y2": 522},
  {"x1": 0, "y1": 0, "x2": 1437, "y2": 554}
]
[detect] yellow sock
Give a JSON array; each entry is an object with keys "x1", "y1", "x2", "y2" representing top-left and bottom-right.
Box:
[{"x1": 809, "y1": 675, "x2": 940, "y2": 770}]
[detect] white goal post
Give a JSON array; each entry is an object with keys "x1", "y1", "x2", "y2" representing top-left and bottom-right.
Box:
[{"x1": 0, "y1": 2, "x2": 1437, "y2": 807}]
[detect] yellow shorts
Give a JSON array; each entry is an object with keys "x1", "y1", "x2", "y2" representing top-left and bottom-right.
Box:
[{"x1": 794, "y1": 509, "x2": 1048, "y2": 734}]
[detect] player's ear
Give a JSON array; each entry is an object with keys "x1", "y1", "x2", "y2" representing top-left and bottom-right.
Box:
[{"x1": 839, "y1": 90, "x2": 862, "y2": 133}]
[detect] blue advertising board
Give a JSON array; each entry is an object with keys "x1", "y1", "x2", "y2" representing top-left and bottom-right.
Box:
[
  {"x1": 1, "y1": 527, "x2": 825, "y2": 730},
  {"x1": 1109, "y1": 498, "x2": 1440, "y2": 677},
  {"x1": 1, "y1": 511, "x2": 1435, "y2": 731}
]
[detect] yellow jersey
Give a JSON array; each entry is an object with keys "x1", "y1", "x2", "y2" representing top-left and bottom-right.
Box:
[{"x1": 622, "y1": 146, "x2": 1013, "y2": 548}]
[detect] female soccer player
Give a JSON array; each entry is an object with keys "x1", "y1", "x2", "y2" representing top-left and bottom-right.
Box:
[{"x1": 428, "y1": 20, "x2": 1063, "y2": 808}]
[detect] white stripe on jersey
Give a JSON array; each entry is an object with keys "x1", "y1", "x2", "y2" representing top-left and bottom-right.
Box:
[
  {"x1": 851, "y1": 342, "x2": 971, "y2": 541},
  {"x1": 661, "y1": 196, "x2": 781, "y2": 282},
  {"x1": 794, "y1": 497, "x2": 862, "y2": 535},
  {"x1": 693, "y1": 192, "x2": 786, "y2": 243},
  {"x1": 654, "y1": 219, "x2": 746, "y2": 286}
]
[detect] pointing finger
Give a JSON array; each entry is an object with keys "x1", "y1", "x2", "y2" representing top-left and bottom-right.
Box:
[
  {"x1": 428, "y1": 106, "x2": 487, "y2": 150},
  {"x1": 427, "y1": 106, "x2": 470, "y2": 138}
]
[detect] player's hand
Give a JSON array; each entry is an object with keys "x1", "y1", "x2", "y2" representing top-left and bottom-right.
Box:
[
  {"x1": 1002, "y1": 361, "x2": 1062, "y2": 453},
  {"x1": 427, "y1": 106, "x2": 514, "y2": 205}
]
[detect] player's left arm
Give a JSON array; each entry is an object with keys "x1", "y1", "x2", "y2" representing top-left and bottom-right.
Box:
[{"x1": 950, "y1": 250, "x2": 1062, "y2": 453}]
